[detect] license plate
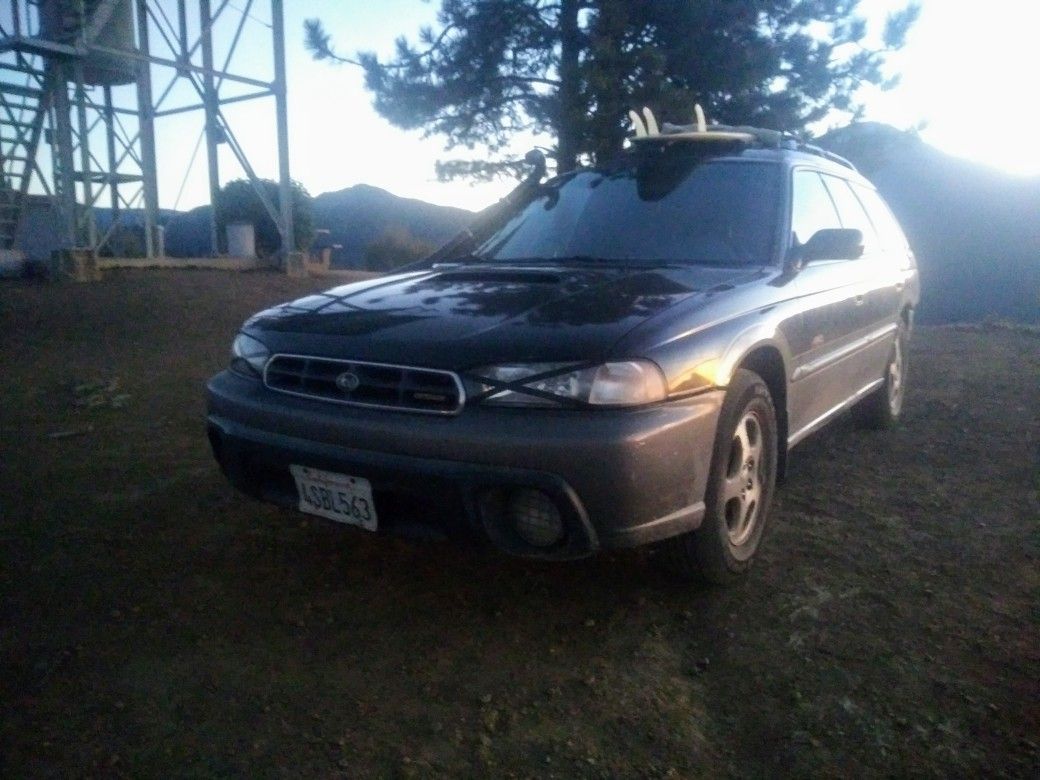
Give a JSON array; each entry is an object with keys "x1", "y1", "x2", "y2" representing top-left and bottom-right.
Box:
[{"x1": 289, "y1": 465, "x2": 377, "y2": 531}]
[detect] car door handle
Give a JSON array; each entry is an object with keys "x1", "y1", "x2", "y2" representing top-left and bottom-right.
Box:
[{"x1": 854, "y1": 294, "x2": 865, "y2": 306}]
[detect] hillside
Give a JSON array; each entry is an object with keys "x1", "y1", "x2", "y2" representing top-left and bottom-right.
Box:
[
  {"x1": 819, "y1": 123, "x2": 1040, "y2": 324},
  {"x1": 311, "y1": 184, "x2": 472, "y2": 267}
]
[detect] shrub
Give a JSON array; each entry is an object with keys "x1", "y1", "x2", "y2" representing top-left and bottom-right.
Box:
[{"x1": 98, "y1": 224, "x2": 145, "y2": 258}]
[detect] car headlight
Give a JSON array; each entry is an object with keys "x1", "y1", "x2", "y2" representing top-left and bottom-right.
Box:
[
  {"x1": 230, "y1": 332, "x2": 271, "y2": 378},
  {"x1": 469, "y1": 360, "x2": 667, "y2": 407}
]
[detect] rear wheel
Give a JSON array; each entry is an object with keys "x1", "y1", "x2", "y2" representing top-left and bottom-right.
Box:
[
  {"x1": 854, "y1": 322, "x2": 907, "y2": 429},
  {"x1": 661, "y1": 369, "x2": 778, "y2": 584}
]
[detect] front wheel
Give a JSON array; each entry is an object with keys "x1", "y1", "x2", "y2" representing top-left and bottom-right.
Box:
[{"x1": 661, "y1": 369, "x2": 778, "y2": 584}]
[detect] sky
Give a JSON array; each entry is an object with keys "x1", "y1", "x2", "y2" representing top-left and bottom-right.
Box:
[{"x1": 76, "y1": 0, "x2": 1040, "y2": 213}]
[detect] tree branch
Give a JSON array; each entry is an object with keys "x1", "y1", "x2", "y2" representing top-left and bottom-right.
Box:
[
  {"x1": 303, "y1": 19, "x2": 362, "y2": 66},
  {"x1": 488, "y1": 74, "x2": 561, "y2": 87},
  {"x1": 305, "y1": 17, "x2": 461, "y2": 71}
]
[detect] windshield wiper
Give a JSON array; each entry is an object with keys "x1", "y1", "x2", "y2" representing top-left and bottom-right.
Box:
[
  {"x1": 487, "y1": 255, "x2": 609, "y2": 266},
  {"x1": 452, "y1": 255, "x2": 758, "y2": 269},
  {"x1": 431, "y1": 253, "x2": 491, "y2": 267},
  {"x1": 632, "y1": 256, "x2": 762, "y2": 268}
]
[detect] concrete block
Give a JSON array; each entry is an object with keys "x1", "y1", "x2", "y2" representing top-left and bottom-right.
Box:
[
  {"x1": 54, "y1": 248, "x2": 101, "y2": 282},
  {"x1": 284, "y1": 250, "x2": 307, "y2": 278}
]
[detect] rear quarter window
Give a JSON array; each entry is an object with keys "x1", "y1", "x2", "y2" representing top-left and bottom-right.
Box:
[{"x1": 853, "y1": 184, "x2": 910, "y2": 253}]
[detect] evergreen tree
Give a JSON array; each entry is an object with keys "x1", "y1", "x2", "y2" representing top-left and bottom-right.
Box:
[{"x1": 305, "y1": 0, "x2": 918, "y2": 179}]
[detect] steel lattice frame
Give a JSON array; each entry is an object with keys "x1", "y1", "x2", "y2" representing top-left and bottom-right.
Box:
[{"x1": 0, "y1": 0, "x2": 293, "y2": 260}]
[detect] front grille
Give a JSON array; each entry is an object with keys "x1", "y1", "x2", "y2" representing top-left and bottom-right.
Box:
[{"x1": 264, "y1": 354, "x2": 464, "y2": 415}]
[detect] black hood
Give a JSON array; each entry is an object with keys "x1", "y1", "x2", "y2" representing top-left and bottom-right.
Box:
[{"x1": 245, "y1": 264, "x2": 759, "y2": 368}]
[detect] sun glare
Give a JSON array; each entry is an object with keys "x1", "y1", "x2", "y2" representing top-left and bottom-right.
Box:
[{"x1": 862, "y1": 0, "x2": 1040, "y2": 176}]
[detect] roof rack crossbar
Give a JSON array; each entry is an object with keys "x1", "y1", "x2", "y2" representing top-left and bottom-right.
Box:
[{"x1": 795, "y1": 142, "x2": 855, "y2": 170}]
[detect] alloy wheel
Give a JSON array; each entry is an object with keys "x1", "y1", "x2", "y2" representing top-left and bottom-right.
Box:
[
  {"x1": 888, "y1": 337, "x2": 905, "y2": 416},
  {"x1": 720, "y1": 410, "x2": 766, "y2": 547}
]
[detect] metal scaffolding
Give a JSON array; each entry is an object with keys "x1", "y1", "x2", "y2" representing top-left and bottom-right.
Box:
[{"x1": 0, "y1": 0, "x2": 294, "y2": 263}]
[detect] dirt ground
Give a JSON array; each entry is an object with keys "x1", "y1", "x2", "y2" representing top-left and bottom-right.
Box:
[{"x1": 1, "y1": 270, "x2": 1037, "y2": 778}]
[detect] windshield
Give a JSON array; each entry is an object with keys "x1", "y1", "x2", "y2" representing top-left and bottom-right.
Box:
[{"x1": 475, "y1": 157, "x2": 782, "y2": 267}]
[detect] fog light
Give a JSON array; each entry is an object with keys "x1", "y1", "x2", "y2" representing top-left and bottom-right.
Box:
[{"x1": 507, "y1": 488, "x2": 564, "y2": 547}]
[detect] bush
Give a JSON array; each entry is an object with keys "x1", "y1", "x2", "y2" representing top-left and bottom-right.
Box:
[
  {"x1": 98, "y1": 224, "x2": 145, "y2": 258},
  {"x1": 363, "y1": 227, "x2": 436, "y2": 271},
  {"x1": 214, "y1": 178, "x2": 313, "y2": 257}
]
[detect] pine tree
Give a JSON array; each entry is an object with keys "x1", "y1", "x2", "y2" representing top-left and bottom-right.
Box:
[{"x1": 305, "y1": 0, "x2": 918, "y2": 179}]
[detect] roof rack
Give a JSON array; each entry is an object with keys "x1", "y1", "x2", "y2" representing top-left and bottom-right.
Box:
[{"x1": 627, "y1": 105, "x2": 856, "y2": 171}]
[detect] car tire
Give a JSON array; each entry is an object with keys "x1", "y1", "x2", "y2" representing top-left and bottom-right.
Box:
[
  {"x1": 661, "y1": 369, "x2": 778, "y2": 584},
  {"x1": 853, "y1": 321, "x2": 907, "y2": 430}
]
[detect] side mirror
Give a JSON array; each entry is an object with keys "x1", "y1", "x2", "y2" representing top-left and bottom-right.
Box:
[{"x1": 787, "y1": 228, "x2": 864, "y2": 270}]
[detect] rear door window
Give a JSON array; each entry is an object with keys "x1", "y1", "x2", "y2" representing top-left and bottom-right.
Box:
[
  {"x1": 821, "y1": 175, "x2": 880, "y2": 255},
  {"x1": 853, "y1": 185, "x2": 910, "y2": 253},
  {"x1": 790, "y1": 169, "x2": 842, "y2": 247}
]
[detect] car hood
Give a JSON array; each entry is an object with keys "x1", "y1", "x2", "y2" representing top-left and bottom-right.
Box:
[{"x1": 245, "y1": 264, "x2": 760, "y2": 368}]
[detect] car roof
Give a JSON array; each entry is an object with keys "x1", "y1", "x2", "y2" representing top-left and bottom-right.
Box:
[
  {"x1": 734, "y1": 147, "x2": 872, "y2": 181},
  {"x1": 608, "y1": 143, "x2": 875, "y2": 188}
]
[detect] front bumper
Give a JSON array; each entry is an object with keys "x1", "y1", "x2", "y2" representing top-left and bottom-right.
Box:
[{"x1": 206, "y1": 370, "x2": 723, "y2": 560}]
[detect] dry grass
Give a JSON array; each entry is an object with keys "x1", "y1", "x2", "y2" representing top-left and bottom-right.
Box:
[{"x1": 1, "y1": 270, "x2": 1037, "y2": 777}]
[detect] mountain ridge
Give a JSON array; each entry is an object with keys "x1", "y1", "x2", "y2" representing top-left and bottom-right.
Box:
[
  {"x1": 311, "y1": 183, "x2": 473, "y2": 267},
  {"x1": 163, "y1": 182, "x2": 473, "y2": 266}
]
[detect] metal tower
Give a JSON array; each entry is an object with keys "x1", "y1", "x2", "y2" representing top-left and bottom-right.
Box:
[{"x1": 0, "y1": 0, "x2": 293, "y2": 263}]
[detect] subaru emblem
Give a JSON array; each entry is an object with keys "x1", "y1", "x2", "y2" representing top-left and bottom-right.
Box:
[{"x1": 335, "y1": 371, "x2": 361, "y2": 392}]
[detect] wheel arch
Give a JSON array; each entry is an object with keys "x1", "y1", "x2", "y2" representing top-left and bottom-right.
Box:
[{"x1": 734, "y1": 344, "x2": 789, "y2": 480}]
